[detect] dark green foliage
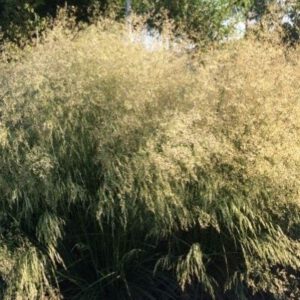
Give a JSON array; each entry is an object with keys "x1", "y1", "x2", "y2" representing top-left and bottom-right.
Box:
[
  {"x1": 0, "y1": 0, "x2": 237, "y2": 47},
  {"x1": 131, "y1": 0, "x2": 234, "y2": 43},
  {"x1": 282, "y1": 1, "x2": 300, "y2": 46},
  {"x1": 1, "y1": 0, "x2": 300, "y2": 46}
]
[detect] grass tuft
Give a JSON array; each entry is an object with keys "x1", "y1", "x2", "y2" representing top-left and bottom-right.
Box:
[{"x1": 0, "y1": 18, "x2": 300, "y2": 299}]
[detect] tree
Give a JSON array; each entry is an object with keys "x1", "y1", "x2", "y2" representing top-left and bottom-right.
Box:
[
  {"x1": 234, "y1": 0, "x2": 300, "y2": 44},
  {"x1": 0, "y1": 0, "x2": 238, "y2": 46},
  {"x1": 282, "y1": 0, "x2": 300, "y2": 45},
  {"x1": 0, "y1": 0, "x2": 114, "y2": 44},
  {"x1": 129, "y1": 0, "x2": 237, "y2": 45},
  {"x1": 2, "y1": 0, "x2": 298, "y2": 46}
]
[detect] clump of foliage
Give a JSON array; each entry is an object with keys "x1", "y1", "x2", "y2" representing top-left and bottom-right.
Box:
[
  {"x1": 131, "y1": 0, "x2": 235, "y2": 45},
  {"x1": 0, "y1": 17, "x2": 300, "y2": 299},
  {"x1": 0, "y1": 0, "x2": 240, "y2": 47},
  {"x1": 1, "y1": 0, "x2": 299, "y2": 48},
  {"x1": 243, "y1": 0, "x2": 300, "y2": 46}
]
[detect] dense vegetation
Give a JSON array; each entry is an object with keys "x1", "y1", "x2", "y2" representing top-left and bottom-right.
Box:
[
  {"x1": 0, "y1": 12, "x2": 300, "y2": 299},
  {"x1": 0, "y1": 0, "x2": 299, "y2": 46}
]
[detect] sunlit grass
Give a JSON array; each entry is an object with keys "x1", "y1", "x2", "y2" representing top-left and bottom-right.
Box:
[{"x1": 0, "y1": 17, "x2": 300, "y2": 299}]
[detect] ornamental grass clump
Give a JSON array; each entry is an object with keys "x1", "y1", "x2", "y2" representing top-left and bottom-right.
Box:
[{"x1": 0, "y1": 18, "x2": 300, "y2": 299}]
